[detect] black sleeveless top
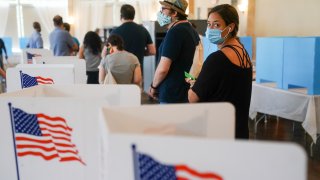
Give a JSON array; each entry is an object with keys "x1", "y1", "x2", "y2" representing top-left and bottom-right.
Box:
[{"x1": 192, "y1": 45, "x2": 252, "y2": 139}]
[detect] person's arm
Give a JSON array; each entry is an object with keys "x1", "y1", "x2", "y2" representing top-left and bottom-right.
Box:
[
  {"x1": 78, "y1": 45, "x2": 85, "y2": 59},
  {"x1": 133, "y1": 65, "x2": 142, "y2": 86},
  {"x1": 188, "y1": 89, "x2": 199, "y2": 102},
  {"x1": 37, "y1": 36, "x2": 43, "y2": 48},
  {"x1": 145, "y1": 43, "x2": 156, "y2": 56},
  {"x1": 148, "y1": 57, "x2": 172, "y2": 99},
  {"x1": 0, "y1": 67, "x2": 6, "y2": 78},
  {"x1": 101, "y1": 46, "x2": 108, "y2": 59},
  {"x1": 98, "y1": 65, "x2": 106, "y2": 84}
]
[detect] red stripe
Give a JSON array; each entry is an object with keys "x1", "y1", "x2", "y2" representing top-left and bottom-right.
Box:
[
  {"x1": 54, "y1": 142, "x2": 75, "y2": 148},
  {"x1": 16, "y1": 144, "x2": 56, "y2": 152},
  {"x1": 40, "y1": 128, "x2": 71, "y2": 137},
  {"x1": 175, "y1": 165, "x2": 223, "y2": 180},
  {"x1": 18, "y1": 151, "x2": 59, "y2": 161},
  {"x1": 37, "y1": 114, "x2": 70, "y2": 126},
  {"x1": 177, "y1": 177, "x2": 188, "y2": 180},
  {"x1": 60, "y1": 157, "x2": 86, "y2": 165},
  {"x1": 16, "y1": 136, "x2": 52, "y2": 144},
  {"x1": 36, "y1": 76, "x2": 54, "y2": 83},
  {"x1": 43, "y1": 133, "x2": 71, "y2": 142},
  {"x1": 39, "y1": 120, "x2": 72, "y2": 132},
  {"x1": 57, "y1": 149, "x2": 78, "y2": 154}
]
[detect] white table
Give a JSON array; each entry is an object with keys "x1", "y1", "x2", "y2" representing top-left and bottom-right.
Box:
[{"x1": 250, "y1": 82, "x2": 320, "y2": 143}]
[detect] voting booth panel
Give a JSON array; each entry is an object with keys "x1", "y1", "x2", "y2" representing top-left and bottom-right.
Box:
[
  {"x1": 256, "y1": 37, "x2": 285, "y2": 88},
  {"x1": 283, "y1": 37, "x2": 320, "y2": 95},
  {"x1": 0, "y1": 84, "x2": 141, "y2": 107},
  {"x1": 106, "y1": 134, "x2": 307, "y2": 180},
  {"x1": 33, "y1": 56, "x2": 87, "y2": 84},
  {"x1": 0, "y1": 98, "x2": 108, "y2": 180},
  {"x1": 6, "y1": 65, "x2": 75, "y2": 92},
  {"x1": 22, "y1": 49, "x2": 53, "y2": 64},
  {"x1": 101, "y1": 103, "x2": 235, "y2": 139}
]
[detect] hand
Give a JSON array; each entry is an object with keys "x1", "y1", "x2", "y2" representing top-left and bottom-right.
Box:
[
  {"x1": 148, "y1": 87, "x2": 159, "y2": 100},
  {"x1": 5, "y1": 56, "x2": 8, "y2": 60},
  {"x1": 185, "y1": 78, "x2": 196, "y2": 88}
]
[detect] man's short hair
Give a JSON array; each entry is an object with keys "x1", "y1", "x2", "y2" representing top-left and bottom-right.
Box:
[
  {"x1": 53, "y1": 15, "x2": 63, "y2": 26},
  {"x1": 120, "y1": 4, "x2": 135, "y2": 20},
  {"x1": 33, "y1": 22, "x2": 41, "y2": 32}
]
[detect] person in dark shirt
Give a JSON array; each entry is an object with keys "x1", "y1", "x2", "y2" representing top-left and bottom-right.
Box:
[
  {"x1": 188, "y1": 4, "x2": 253, "y2": 139},
  {"x1": 0, "y1": 38, "x2": 8, "y2": 71},
  {"x1": 110, "y1": 4, "x2": 156, "y2": 73},
  {"x1": 148, "y1": 0, "x2": 199, "y2": 103}
]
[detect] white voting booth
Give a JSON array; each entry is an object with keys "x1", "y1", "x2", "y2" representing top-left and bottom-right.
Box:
[
  {"x1": 101, "y1": 103, "x2": 235, "y2": 138},
  {"x1": 1, "y1": 84, "x2": 141, "y2": 106},
  {"x1": 22, "y1": 48, "x2": 53, "y2": 64},
  {"x1": 106, "y1": 134, "x2": 307, "y2": 180},
  {"x1": 34, "y1": 56, "x2": 87, "y2": 84},
  {"x1": 6, "y1": 64, "x2": 75, "y2": 92},
  {"x1": 0, "y1": 85, "x2": 141, "y2": 180}
]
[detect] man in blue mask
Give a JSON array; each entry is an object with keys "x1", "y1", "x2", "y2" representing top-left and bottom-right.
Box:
[{"x1": 148, "y1": 0, "x2": 199, "y2": 104}]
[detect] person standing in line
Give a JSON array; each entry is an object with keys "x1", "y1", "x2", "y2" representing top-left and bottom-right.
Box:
[
  {"x1": 99, "y1": 34, "x2": 141, "y2": 86},
  {"x1": 106, "y1": 4, "x2": 156, "y2": 74},
  {"x1": 79, "y1": 31, "x2": 102, "y2": 84},
  {"x1": 63, "y1": 22, "x2": 80, "y2": 55},
  {"x1": 188, "y1": 4, "x2": 253, "y2": 139},
  {"x1": 49, "y1": 15, "x2": 78, "y2": 56},
  {"x1": 0, "y1": 38, "x2": 8, "y2": 71},
  {"x1": 26, "y1": 21, "x2": 43, "y2": 49},
  {"x1": 148, "y1": 0, "x2": 199, "y2": 104}
]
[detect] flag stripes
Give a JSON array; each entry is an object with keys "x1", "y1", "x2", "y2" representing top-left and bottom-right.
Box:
[{"x1": 11, "y1": 106, "x2": 85, "y2": 165}]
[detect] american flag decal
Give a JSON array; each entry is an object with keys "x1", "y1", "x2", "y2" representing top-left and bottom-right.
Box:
[
  {"x1": 20, "y1": 71, "x2": 54, "y2": 89},
  {"x1": 9, "y1": 104, "x2": 85, "y2": 165},
  {"x1": 132, "y1": 145, "x2": 223, "y2": 180}
]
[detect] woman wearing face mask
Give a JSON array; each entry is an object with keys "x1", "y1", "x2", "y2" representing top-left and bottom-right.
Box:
[
  {"x1": 188, "y1": 4, "x2": 253, "y2": 139},
  {"x1": 148, "y1": 0, "x2": 199, "y2": 104}
]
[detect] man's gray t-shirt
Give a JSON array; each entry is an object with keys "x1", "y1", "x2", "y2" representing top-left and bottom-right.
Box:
[{"x1": 100, "y1": 51, "x2": 139, "y2": 84}]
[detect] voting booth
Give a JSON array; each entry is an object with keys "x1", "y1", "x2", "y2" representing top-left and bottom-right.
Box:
[
  {"x1": 22, "y1": 49, "x2": 53, "y2": 64},
  {"x1": 101, "y1": 103, "x2": 235, "y2": 138},
  {"x1": 0, "y1": 85, "x2": 141, "y2": 180},
  {"x1": 6, "y1": 64, "x2": 75, "y2": 92},
  {"x1": 105, "y1": 134, "x2": 307, "y2": 180},
  {"x1": 34, "y1": 56, "x2": 87, "y2": 84},
  {"x1": 1, "y1": 84, "x2": 141, "y2": 106}
]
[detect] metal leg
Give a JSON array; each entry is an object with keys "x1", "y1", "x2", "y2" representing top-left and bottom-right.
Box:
[{"x1": 255, "y1": 114, "x2": 266, "y2": 134}]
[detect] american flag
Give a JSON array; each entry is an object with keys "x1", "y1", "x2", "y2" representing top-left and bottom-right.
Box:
[
  {"x1": 20, "y1": 71, "x2": 54, "y2": 88},
  {"x1": 132, "y1": 145, "x2": 223, "y2": 180},
  {"x1": 10, "y1": 105, "x2": 85, "y2": 165}
]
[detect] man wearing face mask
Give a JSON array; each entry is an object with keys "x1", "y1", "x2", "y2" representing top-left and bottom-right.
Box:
[
  {"x1": 148, "y1": 0, "x2": 199, "y2": 104},
  {"x1": 188, "y1": 4, "x2": 252, "y2": 139}
]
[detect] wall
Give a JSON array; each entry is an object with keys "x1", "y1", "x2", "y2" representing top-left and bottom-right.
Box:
[{"x1": 252, "y1": 0, "x2": 320, "y2": 37}]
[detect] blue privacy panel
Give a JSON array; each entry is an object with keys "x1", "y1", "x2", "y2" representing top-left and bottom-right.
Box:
[
  {"x1": 1, "y1": 37, "x2": 12, "y2": 56},
  {"x1": 283, "y1": 37, "x2": 320, "y2": 95},
  {"x1": 256, "y1": 37, "x2": 284, "y2": 88},
  {"x1": 239, "y1": 36, "x2": 252, "y2": 60},
  {"x1": 19, "y1": 37, "x2": 29, "y2": 49}
]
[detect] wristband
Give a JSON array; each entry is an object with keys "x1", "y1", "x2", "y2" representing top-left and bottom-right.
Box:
[{"x1": 150, "y1": 83, "x2": 158, "y2": 89}]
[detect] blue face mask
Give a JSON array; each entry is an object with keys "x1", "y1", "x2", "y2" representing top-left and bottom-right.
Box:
[
  {"x1": 157, "y1": 11, "x2": 172, "y2": 27},
  {"x1": 206, "y1": 26, "x2": 230, "y2": 44}
]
